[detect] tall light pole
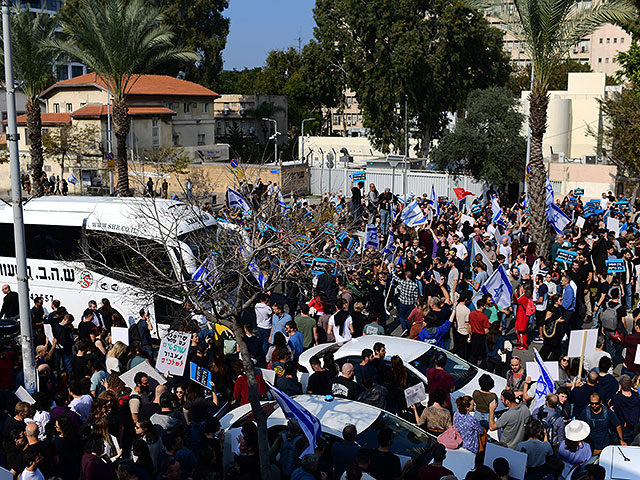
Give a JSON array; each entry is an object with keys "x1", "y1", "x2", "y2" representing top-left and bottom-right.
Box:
[
  {"x1": 262, "y1": 117, "x2": 279, "y2": 167},
  {"x1": 3, "y1": 0, "x2": 36, "y2": 393},
  {"x1": 301, "y1": 117, "x2": 315, "y2": 165},
  {"x1": 107, "y1": 91, "x2": 114, "y2": 194}
]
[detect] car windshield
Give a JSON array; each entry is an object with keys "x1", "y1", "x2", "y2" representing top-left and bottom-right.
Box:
[
  {"x1": 357, "y1": 412, "x2": 435, "y2": 458},
  {"x1": 409, "y1": 348, "x2": 477, "y2": 390}
]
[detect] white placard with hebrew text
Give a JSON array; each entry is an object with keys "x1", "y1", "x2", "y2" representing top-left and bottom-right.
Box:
[{"x1": 404, "y1": 383, "x2": 427, "y2": 407}]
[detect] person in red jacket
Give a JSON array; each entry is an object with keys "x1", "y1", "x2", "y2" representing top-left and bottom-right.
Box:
[
  {"x1": 232, "y1": 360, "x2": 267, "y2": 406},
  {"x1": 469, "y1": 298, "x2": 490, "y2": 368},
  {"x1": 515, "y1": 285, "x2": 534, "y2": 350}
]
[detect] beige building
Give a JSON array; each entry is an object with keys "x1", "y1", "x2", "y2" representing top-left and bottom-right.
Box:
[
  {"x1": 327, "y1": 88, "x2": 366, "y2": 137},
  {"x1": 213, "y1": 93, "x2": 288, "y2": 147}
]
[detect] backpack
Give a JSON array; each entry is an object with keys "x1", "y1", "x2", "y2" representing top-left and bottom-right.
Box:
[
  {"x1": 437, "y1": 426, "x2": 462, "y2": 449},
  {"x1": 129, "y1": 322, "x2": 142, "y2": 345},
  {"x1": 279, "y1": 432, "x2": 303, "y2": 477},
  {"x1": 524, "y1": 297, "x2": 536, "y2": 317},
  {"x1": 601, "y1": 303, "x2": 622, "y2": 332},
  {"x1": 535, "y1": 407, "x2": 561, "y2": 446}
]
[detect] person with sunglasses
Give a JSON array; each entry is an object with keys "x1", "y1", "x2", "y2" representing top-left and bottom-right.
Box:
[{"x1": 577, "y1": 391, "x2": 625, "y2": 454}]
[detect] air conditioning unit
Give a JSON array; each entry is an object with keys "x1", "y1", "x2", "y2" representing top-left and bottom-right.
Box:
[
  {"x1": 584, "y1": 155, "x2": 597, "y2": 164},
  {"x1": 573, "y1": 48, "x2": 578, "y2": 53},
  {"x1": 222, "y1": 109, "x2": 229, "y2": 116}
]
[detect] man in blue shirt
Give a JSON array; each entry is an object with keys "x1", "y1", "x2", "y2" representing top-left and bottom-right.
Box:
[
  {"x1": 285, "y1": 320, "x2": 304, "y2": 360},
  {"x1": 270, "y1": 303, "x2": 292, "y2": 343},
  {"x1": 561, "y1": 275, "x2": 576, "y2": 332}
]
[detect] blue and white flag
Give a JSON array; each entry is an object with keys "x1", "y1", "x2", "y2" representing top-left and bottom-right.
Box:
[
  {"x1": 172, "y1": 194, "x2": 180, "y2": 201},
  {"x1": 191, "y1": 252, "x2": 219, "y2": 296},
  {"x1": 430, "y1": 185, "x2": 440, "y2": 218},
  {"x1": 67, "y1": 173, "x2": 79, "y2": 185},
  {"x1": 248, "y1": 258, "x2": 266, "y2": 290},
  {"x1": 472, "y1": 238, "x2": 494, "y2": 275},
  {"x1": 547, "y1": 203, "x2": 571, "y2": 234},
  {"x1": 401, "y1": 200, "x2": 428, "y2": 227},
  {"x1": 545, "y1": 178, "x2": 555, "y2": 206},
  {"x1": 277, "y1": 190, "x2": 287, "y2": 215},
  {"x1": 477, "y1": 265, "x2": 513, "y2": 309},
  {"x1": 533, "y1": 348, "x2": 556, "y2": 409},
  {"x1": 382, "y1": 229, "x2": 395, "y2": 258},
  {"x1": 227, "y1": 187, "x2": 252, "y2": 212},
  {"x1": 267, "y1": 382, "x2": 322, "y2": 457},
  {"x1": 364, "y1": 224, "x2": 379, "y2": 249},
  {"x1": 491, "y1": 196, "x2": 505, "y2": 226}
]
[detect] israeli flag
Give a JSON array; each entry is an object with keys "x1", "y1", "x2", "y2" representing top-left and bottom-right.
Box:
[
  {"x1": 472, "y1": 238, "x2": 493, "y2": 275},
  {"x1": 365, "y1": 224, "x2": 379, "y2": 249},
  {"x1": 382, "y1": 229, "x2": 395, "y2": 257},
  {"x1": 227, "y1": 187, "x2": 252, "y2": 212},
  {"x1": 430, "y1": 185, "x2": 440, "y2": 218},
  {"x1": 547, "y1": 203, "x2": 571, "y2": 234},
  {"x1": 533, "y1": 348, "x2": 556, "y2": 409},
  {"x1": 67, "y1": 173, "x2": 79, "y2": 185},
  {"x1": 475, "y1": 265, "x2": 513, "y2": 309},
  {"x1": 401, "y1": 200, "x2": 428, "y2": 227},
  {"x1": 267, "y1": 382, "x2": 322, "y2": 457},
  {"x1": 491, "y1": 196, "x2": 504, "y2": 226},
  {"x1": 545, "y1": 178, "x2": 555, "y2": 205},
  {"x1": 191, "y1": 252, "x2": 219, "y2": 295},
  {"x1": 277, "y1": 190, "x2": 287, "y2": 215},
  {"x1": 248, "y1": 258, "x2": 266, "y2": 290}
]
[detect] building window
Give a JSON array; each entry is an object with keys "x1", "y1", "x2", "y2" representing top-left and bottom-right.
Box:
[
  {"x1": 56, "y1": 65, "x2": 68, "y2": 81},
  {"x1": 358, "y1": 114, "x2": 363, "y2": 123},
  {"x1": 202, "y1": 103, "x2": 209, "y2": 113},
  {"x1": 66, "y1": 103, "x2": 72, "y2": 112},
  {"x1": 80, "y1": 102, "x2": 86, "y2": 107},
  {"x1": 346, "y1": 96, "x2": 352, "y2": 107},
  {"x1": 614, "y1": 38, "x2": 617, "y2": 43},
  {"x1": 152, "y1": 118, "x2": 159, "y2": 147},
  {"x1": 224, "y1": 102, "x2": 229, "y2": 110},
  {"x1": 599, "y1": 38, "x2": 603, "y2": 43},
  {"x1": 249, "y1": 121, "x2": 255, "y2": 134},
  {"x1": 197, "y1": 134, "x2": 205, "y2": 145},
  {"x1": 44, "y1": 165, "x2": 51, "y2": 172},
  {"x1": 173, "y1": 134, "x2": 180, "y2": 146},
  {"x1": 605, "y1": 57, "x2": 609, "y2": 63},
  {"x1": 606, "y1": 38, "x2": 610, "y2": 43},
  {"x1": 216, "y1": 120, "x2": 222, "y2": 137},
  {"x1": 53, "y1": 103, "x2": 60, "y2": 113},
  {"x1": 224, "y1": 120, "x2": 229, "y2": 133},
  {"x1": 621, "y1": 37, "x2": 625, "y2": 44},
  {"x1": 184, "y1": 103, "x2": 190, "y2": 113},
  {"x1": 71, "y1": 65, "x2": 84, "y2": 77},
  {"x1": 598, "y1": 58, "x2": 602, "y2": 63},
  {"x1": 333, "y1": 114, "x2": 340, "y2": 125}
]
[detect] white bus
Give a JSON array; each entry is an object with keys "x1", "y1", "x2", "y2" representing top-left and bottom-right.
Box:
[{"x1": 0, "y1": 196, "x2": 219, "y2": 338}]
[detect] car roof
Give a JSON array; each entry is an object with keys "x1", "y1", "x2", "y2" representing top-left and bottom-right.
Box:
[
  {"x1": 598, "y1": 445, "x2": 640, "y2": 479},
  {"x1": 333, "y1": 335, "x2": 431, "y2": 362}
]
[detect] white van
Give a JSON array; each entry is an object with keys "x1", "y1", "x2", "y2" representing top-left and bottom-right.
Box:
[{"x1": 0, "y1": 196, "x2": 219, "y2": 338}]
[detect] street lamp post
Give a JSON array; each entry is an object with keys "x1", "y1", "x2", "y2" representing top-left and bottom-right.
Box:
[
  {"x1": 262, "y1": 117, "x2": 279, "y2": 167},
  {"x1": 301, "y1": 118, "x2": 315, "y2": 165},
  {"x1": 3, "y1": 0, "x2": 36, "y2": 393}
]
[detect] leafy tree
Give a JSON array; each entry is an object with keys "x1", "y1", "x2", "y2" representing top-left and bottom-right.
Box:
[
  {"x1": 617, "y1": 40, "x2": 640, "y2": 85},
  {"x1": 313, "y1": 0, "x2": 511, "y2": 157},
  {"x1": 151, "y1": 0, "x2": 230, "y2": 87},
  {"x1": 432, "y1": 87, "x2": 527, "y2": 185},
  {"x1": 48, "y1": 0, "x2": 197, "y2": 196},
  {"x1": 506, "y1": 59, "x2": 592, "y2": 95},
  {"x1": 216, "y1": 67, "x2": 263, "y2": 94},
  {"x1": 1, "y1": 7, "x2": 58, "y2": 197},
  {"x1": 42, "y1": 124, "x2": 100, "y2": 177},
  {"x1": 473, "y1": 0, "x2": 636, "y2": 257}
]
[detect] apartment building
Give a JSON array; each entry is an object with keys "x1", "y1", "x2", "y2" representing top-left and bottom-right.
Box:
[{"x1": 327, "y1": 88, "x2": 366, "y2": 137}]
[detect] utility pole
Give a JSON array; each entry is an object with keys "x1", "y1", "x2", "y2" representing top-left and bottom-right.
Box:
[
  {"x1": 107, "y1": 91, "x2": 114, "y2": 195},
  {"x1": 3, "y1": 0, "x2": 36, "y2": 393}
]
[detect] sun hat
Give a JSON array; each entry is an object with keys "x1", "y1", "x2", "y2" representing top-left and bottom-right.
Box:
[{"x1": 565, "y1": 420, "x2": 590, "y2": 442}]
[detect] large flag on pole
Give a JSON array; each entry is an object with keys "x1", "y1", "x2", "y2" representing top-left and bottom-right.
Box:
[
  {"x1": 382, "y1": 229, "x2": 395, "y2": 258},
  {"x1": 546, "y1": 178, "x2": 555, "y2": 206},
  {"x1": 248, "y1": 259, "x2": 266, "y2": 289},
  {"x1": 67, "y1": 173, "x2": 79, "y2": 185},
  {"x1": 191, "y1": 252, "x2": 219, "y2": 295},
  {"x1": 227, "y1": 187, "x2": 252, "y2": 212},
  {"x1": 364, "y1": 224, "x2": 379, "y2": 249},
  {"x1": 277, "y1": 190, "x2": 287, "y2": 215},
  {"x1": 401, "y1": 200, "x2": 428, "y2": 227},
  {"x1": 491, "y1": 196, "x2": 505, "y2": 226},
  {"x1": 474, "y1": 265, "x2": 513, "y2": 309},
  {"x1": 267, "y1": 383, "x2": 322, "y2": 457},
  {"x1": 547, "y1": 203, "x2": 571, "y2": 234},
  {"x1": 431, "y1": 185, "x2": 440, "y2": 218},
  {"x1": 533, "y1": 348, "x2": 556, "y2": 409},
  {"x1": 453, "y1": 187, "x2": 474, "y2": 201},
  {"x1": 472, "y1": 238, "x2": 494, "y2": 275}
]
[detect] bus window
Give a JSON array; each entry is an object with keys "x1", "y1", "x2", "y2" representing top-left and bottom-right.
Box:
[
  {"x1": 23, "y1": 225, "x2": 82, "y2": 260},
  {"x1": 0, "y1": 223, "x2": 16, "y2": 257},
  {"x1": 154, "y1": 296, "x2": 182, "y2": 325}
]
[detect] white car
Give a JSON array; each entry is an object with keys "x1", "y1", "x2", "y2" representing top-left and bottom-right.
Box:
[
  {"x1": 566, "y1": 445, "x2": 639, "y2": 480},
  {"x1": 219, "y1": 395, "x2": 476, "y2": 479},
  {"x1": 298, "y1": 335, "x2": 507, "y2": 409}
]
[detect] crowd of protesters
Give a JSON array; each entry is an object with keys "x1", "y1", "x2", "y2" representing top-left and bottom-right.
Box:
[{"x1": 0, "y1": 182, "x2": 638, "y2": 480}]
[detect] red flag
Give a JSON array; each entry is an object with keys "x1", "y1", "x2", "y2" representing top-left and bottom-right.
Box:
[{"x1": 453, "y1": 188, "x2": 474, "y2": 201}]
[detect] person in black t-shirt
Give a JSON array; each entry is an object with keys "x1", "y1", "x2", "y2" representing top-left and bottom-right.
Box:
[
  {"x1": 351, "y1": 181, "x2": 363, "y2": 220},
  {"x1": 331, "y1": 363, "x2": 359, "y2": 400},
  {"x1": 307, "y1": 356, "x2": 335, "y2": 395},
  {"x1": 0, "y1": 284, "x2": 19, "y2": 319},
  {"x1": 368, "y1": 428, "x2": 404, "y2": 480}
]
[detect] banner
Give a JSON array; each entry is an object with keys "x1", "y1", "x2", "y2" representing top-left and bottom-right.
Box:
[
  {"x1": 351, "y1": 171, "x2": 366, "y2": 182},
  {"x1": 606, "y1": 259, "x2": 625, "y2": 274},
  {"x1": 156, "y1": 330, "x2": 190, "y2": 376},
  {"x1": 190, "y1": 362, "x2": 213, "y2": 389},
  {"x1": 555, "y1": 249, "x2": 577, "y2": 264}
]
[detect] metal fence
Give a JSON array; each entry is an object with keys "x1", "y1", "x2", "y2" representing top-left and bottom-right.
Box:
[{"x1": 309, "y1": 167, "x2": 487, "y2": 200}]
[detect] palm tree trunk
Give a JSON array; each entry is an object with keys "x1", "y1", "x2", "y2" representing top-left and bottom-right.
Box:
[
  {"x1": 113, "y1": 99, "x2": 130, "y2": 196},
  {"x1": 528, "y1": 81, "x2": 550, "y2": 258},
  {"x1": 26, "y1": 98, "x2": 45, "y2": 197}
]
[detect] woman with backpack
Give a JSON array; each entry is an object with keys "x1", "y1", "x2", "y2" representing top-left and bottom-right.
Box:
[{"x1": 514, "y1": 285, "x2": 535, "y2": 349}]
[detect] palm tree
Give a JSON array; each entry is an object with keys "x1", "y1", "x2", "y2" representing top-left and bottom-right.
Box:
[
  {"x1": 47, "y1": 0, "x2": 197, "y2": 196},
  {"x1": 472, "y1": 0, "x2": 636, "y2": 256},
  {"x1": 2, "y1": 7, "x2": 59, "y2": 197}
]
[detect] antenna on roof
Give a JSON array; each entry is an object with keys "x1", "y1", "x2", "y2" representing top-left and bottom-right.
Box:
[{"x1": 176, "y1": 71, "x2": 186, "y2": 80}]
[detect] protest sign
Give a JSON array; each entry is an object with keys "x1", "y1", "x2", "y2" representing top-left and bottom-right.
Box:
[
  {"x1": 15, "y1": 386, "x2": 35, "y2": 405},
  {"x1": 568, "y1": 196, "x2": 577, "y2": 205},
  {"x1": 155, "y1": 330, "x2": 190, "y2": 376},
  {"x1": 484, "y1": 443, "x2": 527, "y2": 480},
  {"x1": 0, "y1": 467, "x2": 11, "y2": 480},
  {"x1": 404, "y1": 383, "x2": 427, "y2": 407},
  {"x1": 526, "y1": 361, "x2": 560, "y2": 382},
  {"x1": 576, "y1": 216, "x2": 585, "y2": 229},
  {"x1": 634, "y1": 345, "x2": 640, "y2": 365},
  {"x1": 606, "y1": 259, "x2": 626, "y2": 274},
  {"x1": 44, "y1": 324, "x2": 54, "y2": 344},
  {"x1": 260, "y1": 368, "x2": 276, "y2": 385},
  {"x1": 568, "y1": 329, "x2": 598, "y2": 358},
  {"x1": 119, "y1": 361, "x2": 166, "y2": 390},
  {"x1": 471, "y1": 204, "x2": 482, "y2": 215},
  {"x1": 111, "y1": 326, "x2": 129, "y2": 345},
  {"x1": 311, "y1": 257, "x2": 339, "y2": 276},
  {"x1": 607, "y1": 216, "x2": 620, "y2": 234},
  {"x1": 574, "y1": 188, "x2": 584, "y2": 196},
  {"x1": 459, "y1": 214, "x2": 474, "y2": 226},
  {"x1": 555, "y1": 249, "x2": 577, "y2": 264},
  {"x1": 190, "y1": 362, "x2": 212, "y2": 389},
  {"x1": 351, "y1": 171, "x2": 366, "y2": 182}
]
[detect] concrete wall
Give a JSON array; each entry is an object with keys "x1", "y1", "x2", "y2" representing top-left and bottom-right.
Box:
[{"x1": 547, "y1": 161, "x2": 617, "y2": 198}]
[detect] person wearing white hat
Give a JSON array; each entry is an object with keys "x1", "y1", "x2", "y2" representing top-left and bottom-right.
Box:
[{"x1": 557, "y1": 420, "x2": 592, "y2": 478}]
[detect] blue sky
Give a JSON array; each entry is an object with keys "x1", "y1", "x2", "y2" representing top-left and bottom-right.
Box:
[{"x1": 222, "y1": 0, "x2": 317, "y2": 70}]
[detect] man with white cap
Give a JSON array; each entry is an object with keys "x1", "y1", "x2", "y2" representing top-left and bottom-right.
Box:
[{"x1": 557, "y1": 420, "x2": 592, "y2": 478}]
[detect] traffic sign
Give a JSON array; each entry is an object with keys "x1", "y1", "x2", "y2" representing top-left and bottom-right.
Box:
[
  {"x1": 230, "y1": 159, "x2": 238, "y2": 168},
  {"x1": 107, "y1": 152, "x2": 114, "y2": 160}
]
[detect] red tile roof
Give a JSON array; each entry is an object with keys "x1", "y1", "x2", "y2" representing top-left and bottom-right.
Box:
[
  {"x1": 72, "y1": 104, "x2": 176, "y2": 118},
  {"x1": 10, "y1": 113, "x2": 72, "y2": 126},
  {"x1": 43, "y1": 73, "x2": 219, "y2": 98}
]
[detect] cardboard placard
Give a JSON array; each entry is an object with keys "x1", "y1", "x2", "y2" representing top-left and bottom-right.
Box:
[
  {"x1": 111, "y1": 326, "x2": 129, "y2": 346},
  {"x1": 15, "y1": 386, "x2": 35, "y2": 405},
  {"x1": 574, "y1": 188, "x2": 584, "y2": 196},
  {"x1": 606, "y1": 259, "x2": 626, "y2": 274},
  {"x1": 404, "y1": 383, "x2": 427, "y2": 406},
  {"x1": 568, "y1": 329, "x2": 598, "y2": 358},
  {"x1": 260, "y1": 368, "x2": 276, "y2": 385},
  {"x1": 555, "y1": 249, "x2": 577, "y2": 264},
  {"x1": 156, "y1": 330, "x2": 190, "y2": 376},
  {"x1": 190, "y1": 362, "x2": 213, "y2": 389},
  {"x1": 576, "y1": 216, "x2": 585, "y2": 229},
  {"x1": 607, "y1": 216, "x2": 620, "y2": 234},
  {"x1": 311, "y1": 258, "x2": 339, "y2": 276},
  {"x1": 119, "y1": 361, "x2": 166, "y2": 390},
  {"x1": 484, "y1": 443, "x2": 527, "y2": 480},
  {"x1": 526, "y1": 361, "x2": 560, "y2": 382},
  {"x1": 44, "y1": 324, "x2": 54, "y2": 344}
]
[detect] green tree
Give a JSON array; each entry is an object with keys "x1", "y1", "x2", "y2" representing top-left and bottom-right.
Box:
[
  {"x1": 617, "y1": 41, "x2": 640, "y2": 85},
  {"x1": 506, "y1": 59, "x2": 592, "y2": 95},
  {"x1": 48, "y1": 0, "x2": 197, "y2": 196},
  {"x1": 314, "y1": 0, "x2": 511, "y2": 157},
  {"x1": 432, "y1": 87, "x2": 527, "y2": 185},
  {"x1": 151, "y1": 0, "x2": 229, "y2": 87},
  {"x1": 1, "y1": 8, "x2": 58, "y2": 197},
  {"x1": 473, "y1": 0, "x2": 636, "y2": 256},
  {"x1": 42, "y1": 124, "x2": 100, "y2": 177}
]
